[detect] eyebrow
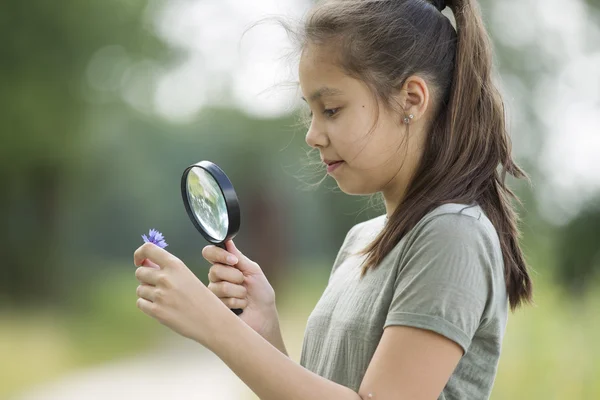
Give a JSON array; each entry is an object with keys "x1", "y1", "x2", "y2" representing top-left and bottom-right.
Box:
[{"x1": 301, "y1": 87, "x2": 344, "y2": 102}]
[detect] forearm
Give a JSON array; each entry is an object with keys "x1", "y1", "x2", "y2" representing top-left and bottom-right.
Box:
[
  {"x1": 262, "y1": 308, "x2": 289, "y2": 357},
  {"x1": 206, "y1": 310, "x2": 361, "y2": 400}
]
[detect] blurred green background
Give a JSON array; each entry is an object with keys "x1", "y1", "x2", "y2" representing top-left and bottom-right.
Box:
[{"x1": 1, "y1": 0, "x2": 600, "y2": 399}]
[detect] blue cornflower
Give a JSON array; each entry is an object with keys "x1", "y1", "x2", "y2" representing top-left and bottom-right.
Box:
[{"x1": 142, "y1": 228, "x2": 168, "y2": 249}]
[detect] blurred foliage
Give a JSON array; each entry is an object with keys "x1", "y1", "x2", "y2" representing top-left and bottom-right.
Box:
[
  {"x1": 2, "y1": 0, "x2": 598, "y2": 307},
  {"x1": 0, "y1": 0, "x2": 166, "y2": 305},
  {"x1": 586, "y1": 0, "x2": 600, "y2": 12},
  {"x1": 556, "y1": 197, "x2": 600, "y2": 294}
]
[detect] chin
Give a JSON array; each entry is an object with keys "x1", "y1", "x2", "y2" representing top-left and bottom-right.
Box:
[{"x1": 335, "y1": 180, "x2": 379, "y2": 196}]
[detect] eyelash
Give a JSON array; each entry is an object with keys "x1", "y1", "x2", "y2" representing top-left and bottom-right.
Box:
[{"x1": 309, "y1": 108, "x2": 340, "y2": 118}]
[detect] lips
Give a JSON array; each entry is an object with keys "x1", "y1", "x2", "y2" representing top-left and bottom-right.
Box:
[{"x1": 324, "y1": 159, "x2": 344, "y2": 173}]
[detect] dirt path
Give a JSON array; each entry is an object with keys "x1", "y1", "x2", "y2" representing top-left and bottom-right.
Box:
[{"x1": 12, "y1": 336, "x2": 253, "y2": 400}]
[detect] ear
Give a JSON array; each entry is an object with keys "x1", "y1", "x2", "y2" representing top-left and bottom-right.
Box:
[{"x1": 395, "y1": 75, "x2": 430, "y2": 122}]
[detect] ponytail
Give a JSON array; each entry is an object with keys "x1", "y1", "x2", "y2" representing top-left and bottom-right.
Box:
[{"x1": 441, "y1": 0, "x2": 533, "y2": 310}]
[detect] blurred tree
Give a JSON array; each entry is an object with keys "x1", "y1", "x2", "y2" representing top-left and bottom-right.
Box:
[
  {"x1": 3, "y1": 0, "x2": 598, "y2": 307},
  {"x1": 586, "y1": 0, "x2": 600, "y2": 12},
  {"x1": 490, "y1": 0, "x2": 600, "y2": 293},
  {"x1": 556, "y1": 198, "x2": 600, "y2": 294},
  {"x1": 0, "y1": 0, "x2": 165, "y2": 304}
]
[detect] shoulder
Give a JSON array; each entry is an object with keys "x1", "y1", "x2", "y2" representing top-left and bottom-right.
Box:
[
  {"x1": 333, "y1": 203, "x2": 502, "y2": 275},
  {"x1": 329, "y1": 214, "x2": 386, "y2": 277},
  {"x1": 396, "y1": 203, "x2": 504, "y2": 298},
  {"x1": 339, "y1": 203, "x2": 500, "y2": 255},
  {"x1": 385, "y1": 204, "x2": 506, "y2": 349},
  {"x1": 406, "y1": 203, "x2": 501, "y2": 256},
  {"x1": 347, "y1": 214, "x2": 387, "y2": 242}
]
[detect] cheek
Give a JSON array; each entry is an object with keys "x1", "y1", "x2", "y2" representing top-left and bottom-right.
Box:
[
  {"x1": 347, "y1": 126, "x2": 405, "y2": 171},
  {"x1": 347, "y1": 130, "x2": 409, "y2": 188},
  {"x1": 334, "y1": 123, "x2": 374, "y2": 163}
]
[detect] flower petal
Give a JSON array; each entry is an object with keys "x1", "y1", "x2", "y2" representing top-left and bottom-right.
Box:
[{"x1": 142, "y1": 229, "x2": 167, "y2": 248}]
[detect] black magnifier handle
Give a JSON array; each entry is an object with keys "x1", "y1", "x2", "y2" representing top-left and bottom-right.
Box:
[{"x1": 216, "y1": 241, "x2": 243, "y2": 316}]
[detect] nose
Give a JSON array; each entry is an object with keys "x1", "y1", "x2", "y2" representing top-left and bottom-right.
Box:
[{"x1": 305, "y1": 120, "x2": 329, "y2": 149}]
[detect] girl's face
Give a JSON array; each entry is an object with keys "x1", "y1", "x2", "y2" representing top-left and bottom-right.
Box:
[{"x1": 299, "y1": 43, "x2": 427, "y2": 201}]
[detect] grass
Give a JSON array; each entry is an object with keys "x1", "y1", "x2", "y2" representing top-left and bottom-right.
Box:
[
  {"x1": 1, "y1": 263, "x2": 599, "y2": 399},
  {"x1": 492, "y1": 277, "x2": 600, "y2": 399}
]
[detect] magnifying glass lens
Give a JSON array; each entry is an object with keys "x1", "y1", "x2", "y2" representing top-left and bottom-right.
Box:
[{"x1": 186, "y1": 167, "x2": 229, "y2": 242}]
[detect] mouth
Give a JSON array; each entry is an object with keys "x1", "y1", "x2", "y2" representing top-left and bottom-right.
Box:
[
  {"x1": 323, "y1": 159, "x2": 344, "y2": 166},
  {"x1": 323, "y1": 159, "x2": 344, "y2": 173}
]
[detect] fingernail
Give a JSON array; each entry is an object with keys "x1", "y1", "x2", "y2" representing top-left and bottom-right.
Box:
[{"x1": 227, "y1": 255, "x2": 238, "y2": 265}]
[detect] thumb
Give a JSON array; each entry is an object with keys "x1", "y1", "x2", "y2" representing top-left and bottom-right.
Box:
[{"x1": 225, "y1": 240, "x2": 262, "y2": 275}]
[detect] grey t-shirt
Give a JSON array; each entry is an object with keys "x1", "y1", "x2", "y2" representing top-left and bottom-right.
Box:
[{"x1": 299, "y1": 203, "x2": 508, "y2": 399}]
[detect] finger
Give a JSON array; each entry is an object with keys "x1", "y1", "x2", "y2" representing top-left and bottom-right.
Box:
[
  {"x1": 225, "y1": 240, "x2": 253, "y2": 264},
  {"x1": 136, "y1": 284, "x2": 156, "y2": 302},
  {"x1": 136, "y1": 297, "x2": 157, "y2": 318},
  {"x1": 207, "y1": 281, "x2": 247, "y2": 299},
  {"x1": 135, "y1": 266, "x2": 161, "y2": 286},
  {"x1": 142, "y1": 259, "x2": 161, "y2": 269},
  {"x1": 222, "y1": 297, "x2": 248, "y2": 309},
  {"x1": 202, "y1": 245, "x2": 238, "y2": 266},
  {"x1": 223, "y1": 240, "x2": 263, "y2": 275},
  {"x1": 134, "y1": 242, "x2": 179, "y2": 269},
  {"x1": 208, "y1": 264, "x2": 245, "y2": 284}
]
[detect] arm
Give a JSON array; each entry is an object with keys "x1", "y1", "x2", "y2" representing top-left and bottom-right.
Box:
[
  {"x1": 202, "y1": 215, "x2": 472, "y2": 399},
  {"x1": 132, "y1": 214, "x2": 485, "y2": 399},
  {"x1": 260, "y1": 305, "x2": 289, "y2": 357},
  {"x1": 247, "y1": 222, "x2": 358, "y2": 357},
  {"x1": 204, "y1": 240, "x2": 289, "y2": 356},
  {"x1": 358, "y1": 326, "x2": 463, "y2": 399},
  {"x1": 207, "y1": 308, "x2": 362, "y2": 400},
  {"x1": 207, "y1": 308, "x2": 462, "y2": 400}
]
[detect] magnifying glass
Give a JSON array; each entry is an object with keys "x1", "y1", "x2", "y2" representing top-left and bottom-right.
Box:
[{"x1": 181, "y1": 161, "x2": 243, "y2": 315}]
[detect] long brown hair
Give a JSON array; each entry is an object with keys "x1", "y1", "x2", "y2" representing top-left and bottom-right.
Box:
[{"x1": 298, "y1": 0, "x2": 532, "y2": 310}]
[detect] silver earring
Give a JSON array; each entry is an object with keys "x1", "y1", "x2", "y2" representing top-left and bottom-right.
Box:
[{"x1": 403, "y1": 114, "x2": 414, "y2": 124}]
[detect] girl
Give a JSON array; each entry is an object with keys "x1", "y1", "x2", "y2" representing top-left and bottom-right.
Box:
[{"x1": 133, "y1": 0, "x2": 533, "y2": 399}]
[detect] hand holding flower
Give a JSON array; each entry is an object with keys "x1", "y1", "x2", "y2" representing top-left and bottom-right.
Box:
[{"x1": 133, "y1": 242, "x2": 232, "y2": 349}]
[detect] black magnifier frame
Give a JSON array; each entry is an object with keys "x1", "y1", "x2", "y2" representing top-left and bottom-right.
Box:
[{"x1": 181, "y1": 160, "x2": 243, "y2": 315}]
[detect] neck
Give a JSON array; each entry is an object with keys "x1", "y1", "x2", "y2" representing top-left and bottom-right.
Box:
[
  {"x1": 382, "y1": 181, "x2": 406, "y2": 219},
  {"x1": 381, "y1": 145, "x2": 424, "y2": 219}
]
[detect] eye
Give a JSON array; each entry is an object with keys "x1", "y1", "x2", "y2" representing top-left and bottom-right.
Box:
[
  {"x1": 323, "y1": 108, "x2": 339, "y2": 117},
  {"x1": 305, "y1": 108, "x2": 339, "y2": 119}
]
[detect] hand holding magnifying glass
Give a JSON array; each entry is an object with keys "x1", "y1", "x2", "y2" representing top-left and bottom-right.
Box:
[{"x1": 181, "y1": 161, "x2": 244, "y2": 315}]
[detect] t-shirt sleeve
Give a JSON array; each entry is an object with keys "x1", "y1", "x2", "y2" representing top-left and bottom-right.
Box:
[{"x1": 384, "y1": 213, "x2": 498, "y2": 353}]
